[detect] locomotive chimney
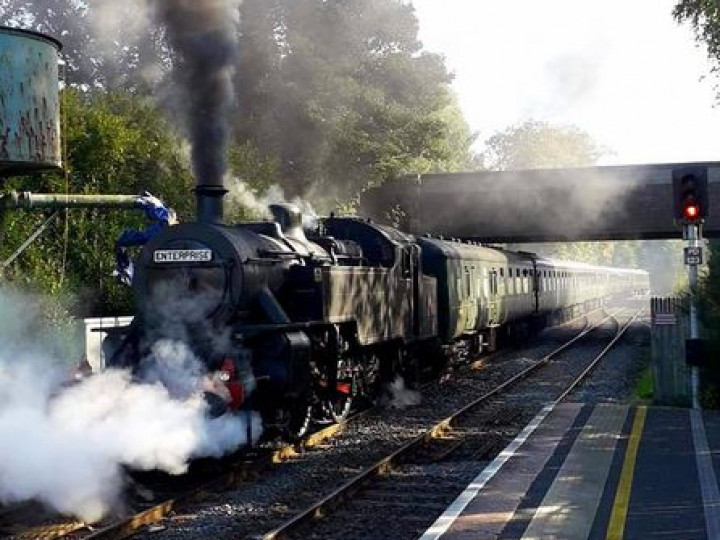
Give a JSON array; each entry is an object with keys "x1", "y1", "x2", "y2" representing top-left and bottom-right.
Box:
[
  {"x1": 196, "y1": 180, "x2": 227, "y2": 224},
  {"x1": 269, "y1": 203, "x2": 308, "y2": 244}
]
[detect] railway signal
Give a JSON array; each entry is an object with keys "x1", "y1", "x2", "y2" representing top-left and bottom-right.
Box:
[
  {"x1": 672, "y1": 166, "x2": 709, "y2": 224},
  {"x1": 672, "y1": 166, "x2": 709, "y2": 408}
]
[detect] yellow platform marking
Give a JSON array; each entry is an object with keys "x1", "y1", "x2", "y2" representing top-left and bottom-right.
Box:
[{"x1": 606, "y1": 406, "x2": 647, "y2": 540}]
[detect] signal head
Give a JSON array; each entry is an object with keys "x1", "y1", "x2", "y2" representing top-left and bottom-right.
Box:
[{"x1": 672, "y1": 166, "x2": 709, "y2": 224}]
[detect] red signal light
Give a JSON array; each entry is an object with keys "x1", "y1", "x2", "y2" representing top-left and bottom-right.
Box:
[{"x1": 683, "y1": 201, "x2": 700, "y2": 221}]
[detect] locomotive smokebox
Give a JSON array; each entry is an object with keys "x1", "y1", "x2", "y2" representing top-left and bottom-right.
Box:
[{"x1": 0, "y1": 27, "x2": 62, "y2": 176}]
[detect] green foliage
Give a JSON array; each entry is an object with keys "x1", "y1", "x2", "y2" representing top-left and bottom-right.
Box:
[
  {"x1": 0, "y1": 0, "x2": 165, "y2": 90},
  {"x1": 3, "y1": 0, "x2": 475, "y2": 209},
  {"x1": 674, "y1": 1, "x2": 720, "y2": 83},
  {"x1": 481, "y1": 119, "x2": 605, "y2": 171},
  {"x1": 634, "y1": 367, "x2": 654, "y2": 401},
  {"x1": 699, "y1": 240, "x2": 720, "y2": 357},
  {"x1": 0, "y1": 89, "x2": 193, "y2": 316},
  {"x1": 233, "y1": 0, "x2": 475, "y2": 205}
]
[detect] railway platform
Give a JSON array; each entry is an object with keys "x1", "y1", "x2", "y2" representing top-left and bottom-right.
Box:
[{"x1": 420, "y1": 403, "x2": 720, "y2": 540}]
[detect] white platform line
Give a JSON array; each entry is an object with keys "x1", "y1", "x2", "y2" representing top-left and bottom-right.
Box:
[
  {"x1": 419, "y1": 403, "x2": 555, "y2": 540},
  {"x1": 690, "y1": 409, "x2": 720, "y2": 539}
]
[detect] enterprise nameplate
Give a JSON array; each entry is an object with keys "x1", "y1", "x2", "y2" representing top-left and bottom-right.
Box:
[{"x1": 153, "y1": 249, "x2": 213, "y2": 263}]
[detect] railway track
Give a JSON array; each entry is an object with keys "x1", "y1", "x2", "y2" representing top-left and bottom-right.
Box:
[
  {"x1": 259, "y1": 308, "x2": 642, "y2": 540},
  {"x1": 0, "y1": 419, "x2": 354, "y2": 540},
  {"x1": 0, "y1": 307, "x2": 638, "y2": 540}
]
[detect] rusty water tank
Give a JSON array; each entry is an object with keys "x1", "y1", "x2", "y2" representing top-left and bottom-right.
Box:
[{"x1": 0, "y1": 27, "x2": 62, "y2": 176}]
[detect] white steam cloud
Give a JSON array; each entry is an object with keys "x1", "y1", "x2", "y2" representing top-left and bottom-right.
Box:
[
  {"x1": 227, "y1": 179, "x2": 319, "y2": 229},
  {"x1": 0, "y1": 289, "x2": 260, "y2": 522},
  {"x1": 388, "y1": 376, "x2": 421, "y2": 409}
]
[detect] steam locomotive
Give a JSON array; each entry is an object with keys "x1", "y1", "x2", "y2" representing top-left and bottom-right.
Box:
[{"x1": 105, "y1": 202, "x2": 649, "y2": 437}]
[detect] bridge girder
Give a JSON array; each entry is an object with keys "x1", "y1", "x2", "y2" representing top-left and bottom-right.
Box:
[{"x1": 359, "y1": 162, "x2": 720, "y2": 243}]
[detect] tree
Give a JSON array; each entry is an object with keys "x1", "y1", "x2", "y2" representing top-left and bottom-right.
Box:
[
  {"x1": 481, "y1": 120, "x2": 604, "y2": 171},
  {"x1": 2, "y1": 0, "x2": 474, "y2": 208},
  {"x1": 674, "y1": 1, "x2": 720, "y2": 80},
  {"x1": 0, "y1": 90, "x2": 193, "y2": 316},
  {"x1": 232, "y1": 0, "x2": 475, "y2": 205},
  {"x1": 0, "y1": 0, "x2": 166, "y2": 91}
]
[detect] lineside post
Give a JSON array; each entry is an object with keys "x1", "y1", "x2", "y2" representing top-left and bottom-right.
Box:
[{"x1": 685, "y1": 223, "x2": 702, "y2": 409}]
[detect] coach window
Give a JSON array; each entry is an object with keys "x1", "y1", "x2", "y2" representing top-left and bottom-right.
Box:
[{"x1": 482, "y1": 268, "x2": 490, "y2": 298}]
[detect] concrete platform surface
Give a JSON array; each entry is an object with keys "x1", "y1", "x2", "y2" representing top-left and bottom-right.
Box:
[{"x1": 421, "y1": 404, "x2": 720, "y2": 540}]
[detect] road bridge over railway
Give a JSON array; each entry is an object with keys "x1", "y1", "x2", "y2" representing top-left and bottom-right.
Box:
[{"x1": 359, "y1": 162, "x2": 720, "y2": 242}]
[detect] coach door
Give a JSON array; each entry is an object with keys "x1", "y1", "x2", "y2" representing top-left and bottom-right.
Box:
[
  {"x1": 464, "y1": 265, "x2": 478, "y2": 331},
  {"x1": 487, "y1": 268, "x2": 500, "y2": 326}
]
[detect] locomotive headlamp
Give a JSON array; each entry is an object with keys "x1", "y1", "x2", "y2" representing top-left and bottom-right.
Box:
[{"x1": 216, "y1": 370, "x2": 231, "y2": 382}]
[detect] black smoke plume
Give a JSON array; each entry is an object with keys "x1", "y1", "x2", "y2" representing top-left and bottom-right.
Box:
[{"x1": 153, "y1": 0, "x2": 241, "y2": 191}]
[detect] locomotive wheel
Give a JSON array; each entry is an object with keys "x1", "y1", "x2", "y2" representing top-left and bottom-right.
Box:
[
  {"x1": 316, "y1": 372, "x2": 358, "y2": 424},
  {"x1": 284, "y1": 399, "x2": 314, "y2": 440}
]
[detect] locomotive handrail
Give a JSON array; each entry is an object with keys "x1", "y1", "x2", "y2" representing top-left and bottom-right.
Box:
[{"x1": 234, "y1": 319, "x2": 333, "y2": 337}]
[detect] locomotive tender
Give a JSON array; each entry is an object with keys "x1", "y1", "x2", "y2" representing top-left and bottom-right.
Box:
[{"x1": 107, "y1": 201, "x2": 649, "y2": 437}]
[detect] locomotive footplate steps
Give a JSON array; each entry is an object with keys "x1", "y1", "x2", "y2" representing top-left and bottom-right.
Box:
[{"x1": 421, "y1": 404, "x2": 720, "y2": 540}]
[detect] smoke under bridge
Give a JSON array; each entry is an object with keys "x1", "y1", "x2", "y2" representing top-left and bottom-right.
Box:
[{"x1": 359, "y1": 162, "x2": 720, "y2": 243}]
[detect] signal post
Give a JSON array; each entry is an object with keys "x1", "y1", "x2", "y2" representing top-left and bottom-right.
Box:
[{"x1": 672, "y1": 166, "x2": 709, "y2": 408}]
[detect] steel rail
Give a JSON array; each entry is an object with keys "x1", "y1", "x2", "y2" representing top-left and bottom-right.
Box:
[
  {"x1": 0, "y1": 416, "x2": 363, "y2": 540},
  {"x1": 260, "y1": 309, "x2": 628, "y2": 540},
  {"x1": 554, "y1": 309, "x2": 641, "y2": 403},
  {"x1": 78, "y1": 418, "x2": 360, "y2": 540}
]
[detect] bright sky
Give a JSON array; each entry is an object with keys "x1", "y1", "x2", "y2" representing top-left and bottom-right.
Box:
[{"x1": 411, "y1": 0, "x2": 720, "y2": 165}]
